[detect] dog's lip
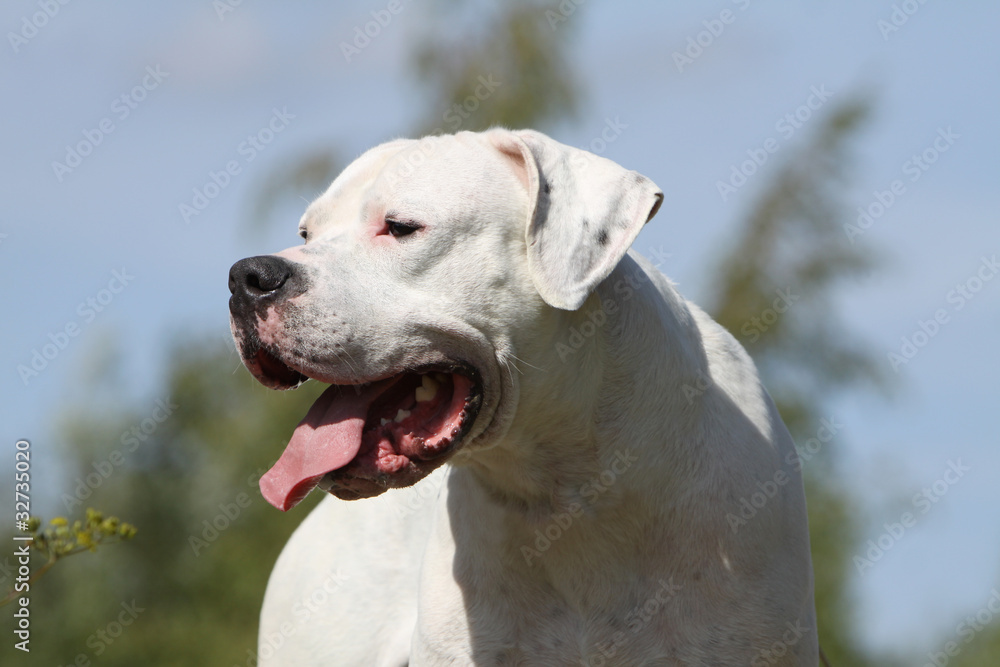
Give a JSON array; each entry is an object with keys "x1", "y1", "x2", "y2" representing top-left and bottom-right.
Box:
[
  {"x1": 253, "y1": 345, "x2": 308, "y2": 388},
  {"x1": 242, "y1": 335, "x2": 484, "y2": 398},
  {"x1": 256, "y1": 363, "x2": 484, "y2": 509}
]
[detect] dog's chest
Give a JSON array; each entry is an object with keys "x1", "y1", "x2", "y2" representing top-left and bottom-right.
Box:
[{"x1": 429, "y1": 578, "x2": 688, "y2": 666}]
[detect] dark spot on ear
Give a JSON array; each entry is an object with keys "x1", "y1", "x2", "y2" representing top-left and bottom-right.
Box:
[
  {"x1": 543, "y1": 182, "x2": 551, "y2": 194},
  {"x1": 596, "y1": 229, "x2": 609, "y2": 246},
  {"x1": 581, "y1": 218, "x2": 590, "y2": 230}
]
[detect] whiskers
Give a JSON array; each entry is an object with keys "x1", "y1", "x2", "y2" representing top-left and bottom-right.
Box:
[{"x1": 500, "y1": 352, "x2": 542, "y2": 386}]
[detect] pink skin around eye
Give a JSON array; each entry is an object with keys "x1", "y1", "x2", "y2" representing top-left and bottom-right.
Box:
[{"x1": 368, "y1": 204, "x2": 393, "y2": 239}]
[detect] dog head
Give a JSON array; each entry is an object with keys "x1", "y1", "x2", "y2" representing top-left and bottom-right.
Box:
[{"x1": 228, "y1": 129, "x2": 662, "y2": 510}]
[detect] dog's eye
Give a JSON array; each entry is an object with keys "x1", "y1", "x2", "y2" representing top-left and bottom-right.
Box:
[
  {"x1": 385, "y1": 218, "x2": 421, "y2": 238},
  {"x1": 298, "y1": 229, "x2": 309, "y2": 242}
]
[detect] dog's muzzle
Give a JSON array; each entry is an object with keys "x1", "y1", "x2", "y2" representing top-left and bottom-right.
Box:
[{"x1": 227, "y1": 254, "x2": 310, "y2": 389}]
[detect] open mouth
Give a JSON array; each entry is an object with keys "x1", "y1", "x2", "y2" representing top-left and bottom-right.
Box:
[
  {"x1": 253, "y1": 345, "x2": 307, "y2": 388},
  {"x1": 248, "y1": 345, "x2": 482, "y2": 511}
]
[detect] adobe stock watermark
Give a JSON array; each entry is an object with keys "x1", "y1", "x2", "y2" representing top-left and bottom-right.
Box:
[
  {"x1": 546, "y1": 0, "x2": 586, "y2": 31},
  {"x1": 751, "y1": 618, "x2": 810, "y2": 666},
  {"x1": 60, "y1": 398, "x2": 178, "y2": 511},
  {"x1": 17, "y1": 268, "x2": 135, "y2": 386},
  {"x1": 555, "y1": 241, "x2": 666, "y2": 364},
  {"x1": 235, "y1": 568, "x2": 351, "y2": 667},
  {"x1": 7, "y1": 0, "x2": 73, "y2": 54},
  {"x1": 52, "y1": 65, "x2": 170, "y2": 182},
  {"x1": 188, "y1": 491, "x2": 253, "y2": 556},
  {"x1": 569, "y1": 116, "x2": 629, "y2": 166},
  {"x1": 580, "y1": 577, "x2": 683, "y2": 667},
  {"x1": 190, "y1": 460, "x2": 284, "y2": 556},
  {"x1": 682, "y1": 286, "x2": 800, "y2": 404},
  {"x1": 672, "y1": 0, "x2": 752, "y2": 73},
  {"x1": 648, "y1": 244, "x2": 672, "y2": 271},
  {"x1": 878, "y1": 0, "x2": 933, "y2": 41},
  {"x1": 555, "y1": 262, "x2": 649, "y2": 363},
  {"x1": 58, "y1": 600, "x2": 145, "y2": 666},
  {"x1": 740, "y1": 287, "x2": 799, "y2": 343},
  {"x1": 887, "y1": 253, "x2": 997, "y2": 372},
  {"x1": 726, "y1": 417, "x2": 842, "y2": 533},
  {"x1": 436, "y1": 75, "x2": 502, "y2": 133},
  {"x1": 382, "y1": 76, "x2": 503, "y2": 186},
  {"x1": 521, "y1": 449, "x2": 639, "y2": 566},
  {"x1": 854, "y1": 459, "x2": 970, "y2": 575},
  {"x1": 393, "y1": 471, "x2": 446, "y2": 520},
  {"x1": 178, "y1": 107, "x2": 295, "y2": 224},
  {"x1": 716, "y1": 84, "x2": 834, "y2": 202},
  {"x1": 386, "y1": 114, "x2": 623, "y2": 196},
  {"x1": 922, "y1": 588, "x2": 1000, "y2": 667},
  {"x1": 339, "y1": 0, "x2": 410, "y2": 63},
  {"x1": 844, "y1": 126, "x2": 959, "y2": 243},
  {"x1": 213, "y1": 0, "x2": 244, "y2": 21}
]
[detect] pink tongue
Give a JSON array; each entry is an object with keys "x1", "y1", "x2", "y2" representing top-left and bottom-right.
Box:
[{"x1": 260, "y1": 379, "x2": 395, "y2": 511}]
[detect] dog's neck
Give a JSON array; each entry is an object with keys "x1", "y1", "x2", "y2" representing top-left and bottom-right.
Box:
[{"x1": 457, "y1": 254, "x2": 709, "y2": 526}]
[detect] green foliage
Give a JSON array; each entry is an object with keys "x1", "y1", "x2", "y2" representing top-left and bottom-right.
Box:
[
  {"x1": 1, "y1": 341, "x2": 325, "y2": 664},
  {"x1": 249, "y1": 150, "x2": 342, "y2": 234},
  {"x1": 1, "y1": 4, "x2": 586, "y2": 664},
  {"x1": 31, "y1": 510, "x2": 137, "y2": 556},
  {"x1": 705, "y1": 97, "x2": 889, "y2": 666},
  {"x1": 247, "y1": 1, "x2": 581, "y2": 234},
  {"x1": 707, "y1": 98, "x2": 887, "y2": 437},
  {"x1": 950, "y1": 620, "x2": 1000, "y2": 667},
  {"x1": 412, "y1": 0, "x2": 580, "y2": 134},
  {"x1": 10, "y1": 3, "x2": 992, "y2": 665},
  {"x1": 0, "y1": 510, "x2": 136, "y2": 608}
]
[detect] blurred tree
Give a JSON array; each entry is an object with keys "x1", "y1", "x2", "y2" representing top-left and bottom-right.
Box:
[
  {"x1": 1, "y1": 511, "x2": 136, "y2": 608},
  {"x1": 248, "y1": 0, "x2": 579, "y2": 232},
  {"x1": 0, "y1": 2, "x2": 585, "y2": 665},
  {"x1": 8, "y1": 2, "x2": 990, "y2": 666},
  {"x1": 410, "y1": 0, "x2": 579, "y2": 135},
  {"x1": 704, "y1": 96, "x2": 889, "y2": 667},
  {"x1": 950, "y1": 615, "x2": 1000, "y2": 667},
  {"x1": 707, "y1": 99, "x2": 887, "y2": 436},
  {"x1": 2, "y1": 339, "x2": 326, "y2": 665},
  {"x1": 250, "y1": 151, "x2": 343, "y2": 234}
]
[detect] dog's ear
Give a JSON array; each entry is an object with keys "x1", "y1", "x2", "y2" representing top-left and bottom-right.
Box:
[{"x1": 486, "y1": 129, "x2": 663, "y2": 311}]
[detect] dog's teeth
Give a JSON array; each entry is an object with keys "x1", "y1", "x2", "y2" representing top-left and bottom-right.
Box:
[
  {"x1": 394, "y1": 409, "x2": 411, "y2": 423},
  {"x1": 380, "y1": 418, "x2": 390, "y2": 427},
  {"x1": 415, "y1": 375, "x2": 440, "y2": 402}
]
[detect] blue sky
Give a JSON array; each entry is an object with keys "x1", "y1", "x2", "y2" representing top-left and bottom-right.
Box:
[{"x1": 2, "y1": 0, "x2": 998, "y2": 657}]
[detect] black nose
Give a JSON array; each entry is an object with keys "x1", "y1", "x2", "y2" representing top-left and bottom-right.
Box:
[{"x1": 228, "y1": 255, "x2": 297, "y2": 304}]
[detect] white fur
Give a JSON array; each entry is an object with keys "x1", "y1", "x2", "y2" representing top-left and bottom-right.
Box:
[{"x1": 252, "y1": 130, "x2": 816, "y2": 666}]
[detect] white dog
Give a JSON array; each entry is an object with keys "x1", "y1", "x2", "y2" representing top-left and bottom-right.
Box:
[{"x1": 228, "y1": 129, "x2": 817, "y2": 666}]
